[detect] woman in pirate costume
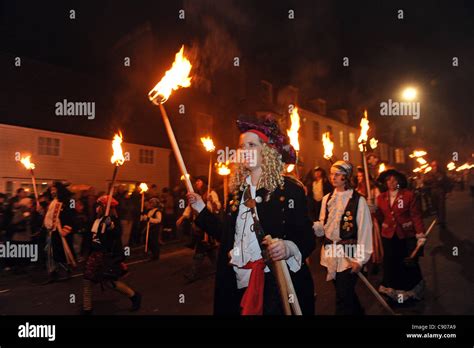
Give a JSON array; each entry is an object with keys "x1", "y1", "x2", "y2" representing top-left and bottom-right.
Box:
[
  {"x1": 82, "y1": 195, "x2": 141, "y2": 314},
  {"x1": 375, "y1": 169, "x2": 426, "y2": 302},
  {"x1": 313, "y1": 161, "x2": 373, "y2": 315},
  {"x1": 187, "y1": 114, "x2": 315, "y2": 315}
]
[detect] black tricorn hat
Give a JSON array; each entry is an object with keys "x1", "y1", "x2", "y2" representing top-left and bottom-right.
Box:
[{"x1": 377, "y1": 169, "x2": 408, "y2": 189}]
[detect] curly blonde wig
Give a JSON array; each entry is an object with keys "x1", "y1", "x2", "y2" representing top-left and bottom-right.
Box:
[{"x1": 230, "y1": 141, "x2": 285, "y2": 194}]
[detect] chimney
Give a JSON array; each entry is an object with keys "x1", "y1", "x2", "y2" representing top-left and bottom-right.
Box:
[{"x1": 331, "y1": 109, "x2": 349, "y2": 124}]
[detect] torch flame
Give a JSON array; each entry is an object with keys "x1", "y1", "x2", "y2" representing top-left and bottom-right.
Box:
[
  {"x1": 378, "y1": 163, "x2": 386, "y2": 174},
  {"x1": 180, "y1": 173, "x2": 191, "y2": 181},
  {"x1": 148, "y1": 45, "x2": 192, "y2": 104},
  {"x1": 409, "y1": 150, "x2": 427, "y2": 158},
  {"x1": 287, "y1": 164, "x2": 295, "y2": 173},
  {"x1": 287, "y1": 107, "x2": 300, "y2": 152},
  {"x1": 20, "y1": 155, "x2": 35, "y2": 170},
  {"x1": 455, "y1": 163, "x2": 474, "y2": 171},
  {"x1": 111, "y1": 132, "x2": 125, "y2": 166},
  {"x1": 416, "y1": 157, "x2": 427, "y2": 165},
  {"x1": 357, "y1": 110, "x2": 370, "y2": 149},
  {"x1": 447, "y1": 162, "x2": 456, "y2": 171},
  {"x1": 217, "y1": 161, "x2": 231, "y2": 176},
  {"x1": 322, "y1": 132, "x2": 334, "y2": 160},
  {"x1": 369, "y1": 137, "x2": 378, "y2": 149},
  {"x1": 139, "y1": 183, "x2": 149, "y2": 194},
  {"x1": 200, "y1": 136, "x2": 216, "y2": 152}
]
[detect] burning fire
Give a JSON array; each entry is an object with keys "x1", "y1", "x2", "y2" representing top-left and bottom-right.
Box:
[
  {"x1": 456, "y1": 163, "x2": 474, "y2": 171},
  {"x1": 286, "y1": 164, "x2": 295, "y2": 173},
  {"x1": 180, "y1": 173, "x2": 191, "y2": 181},
  {"x1": 139, "y1": 183, "x2": 149, "y2": 194},
  {"x1": 111, "y1": 132, "x2": 125, "y2": 166},
  {"x1": 322, "y1": 132, "x2": 334, "y2": 160},
  {"x1": 200, "y1": 136, "x2": 216, "y2": 152},
  {"x1": 369, "y1": 137, "x2": 378, "y2": 149},
  {"x1": 409, "y1": 150, "x2": 427, "y2": 158},
  {"x1": 20, "y1": 155, "x2": 35, "y2": 170},
  {"x1": 416, "y1": 157, "x2": 427, "y2": 165},
  {"x1": 148, "y1": 46, "x2": 192, "y2": 104},
  {"x1": 287, "y1": 107, "x2": 300, "y2": 152},
  {"x1": 357, "y1": 110, "x2": 370, "y2": 151},
  {"x1": 446, "y1": 162, "x2": 456, "y2": 171},
  {"x1": 217, "y1": 161, "x2": 231, "y2": 176},
  {"x1": 378, "y1": 163, "x2": 386, "y2": 174}
]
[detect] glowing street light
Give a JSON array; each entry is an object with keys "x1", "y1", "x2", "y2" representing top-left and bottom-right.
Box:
[{"x1": 402, "y1": 87, "x2": 417, "y2": 101}]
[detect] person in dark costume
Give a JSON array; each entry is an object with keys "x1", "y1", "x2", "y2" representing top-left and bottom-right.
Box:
[
  {"x1": 43, "y1": 181, "x2": 76, "y2": 283},
  {"x1": 186, "y1": 114, "x2": 316, "y2": 315},
  {"x1": 141, "y1": 197, "x2": 163, "y2": 261},
  {"x1": 304, "y1": 167, "x2": 333, "y2": 222},
  {"x1": 82, "y1": 195, "x2": 141, "y2": 314}
]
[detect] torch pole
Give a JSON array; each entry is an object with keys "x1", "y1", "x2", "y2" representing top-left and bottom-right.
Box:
[
  {"x1": 30, "y1": 169, "x2": 40, "y2": 210},
  {"x1": 207, "y1": 154, "x2": 212, "y2": 198},
  {"x1": 159, "y1": 103, "x2": 194, "y2": 193},
  {"x1": 361, "y1": 145, "x2": 372, "y2": 203},
  {"x1": 223, "y1": 175, "x2": 228, "y2": 210},
  {"x1": 141, "y1": 192, "x2": 145, "y2": 214},
  {"x1": 105, "y1": 165, "x2": 119, "y2": 217}
]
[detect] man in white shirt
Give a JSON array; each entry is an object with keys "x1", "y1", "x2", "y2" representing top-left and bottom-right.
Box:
[{"x1": 313, "y1": 161, "x2": 373, "y2": 315}]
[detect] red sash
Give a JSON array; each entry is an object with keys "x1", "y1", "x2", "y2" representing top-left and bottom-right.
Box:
[{"x1": 240, "y1": 258, "x2": 266, "y2": 315}]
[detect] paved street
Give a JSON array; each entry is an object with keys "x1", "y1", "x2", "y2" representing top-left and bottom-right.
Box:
[{"x1": 1, "y1": 190, "x2": 473, "y2": 315}]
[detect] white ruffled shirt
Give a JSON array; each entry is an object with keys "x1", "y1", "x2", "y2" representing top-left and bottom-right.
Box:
[
  {"x1": 229, "y1": 176, "x2": 302, "y2": 288},
  {"x1": 192, "y1": 176, "x2": 302, "y2": 289},
  {"x1": 313, "y1": 189, "x2": 373, "y2": 281}
]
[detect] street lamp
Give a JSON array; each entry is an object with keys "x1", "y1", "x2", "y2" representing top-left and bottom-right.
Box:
[{"x1": 402, "y1": 87, "x2": 417, "y2": 101}]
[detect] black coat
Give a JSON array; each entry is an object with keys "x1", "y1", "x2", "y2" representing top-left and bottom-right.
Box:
[{"x1": 195, "y1": 176, "x2": 316, "y2": 315}]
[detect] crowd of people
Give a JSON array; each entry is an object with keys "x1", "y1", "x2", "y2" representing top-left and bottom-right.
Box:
[{"x1": 1, "y1": 114, "x2": 473, "y2": 315}]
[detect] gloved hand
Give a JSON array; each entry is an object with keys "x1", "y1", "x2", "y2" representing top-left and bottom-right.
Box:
[
  {"x1": 186, "y1": 193, "x2": 206, "y2": 213},
  {"x1": 416, "y1": 233, "x2": 426, "y2": 246}
]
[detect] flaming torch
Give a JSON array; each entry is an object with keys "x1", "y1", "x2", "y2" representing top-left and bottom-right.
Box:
[
  {"x1": 200, "y1": 136, "x2": 216, "y2": 199},
  {"x1": 287, "y1": 107, "x2": 301, "y2": 176},
  {"x1": 139, "y1": 183, "x2": 149, "y2": 214},
  {"x1": 103, "y1": 133, "x2": 125, "y2": 233},
  {"x1": 148, "y1": 45, "x2": 194, "y2": 193},
  {"x1": 378, "y1": 162, "x2": 386, "y2": 174},
  {"x1": 358, "y1": 110, "x2": 373, "y2": 202},
  {"x1": 217, "y1": 161, "x2": 231, "y2": 210},
  {"x1": 322, "y1": 132, "x2": 334, "y2": 164},
  {"x1": 20, "y1": 155, "x2": 40, "y2": 210}
]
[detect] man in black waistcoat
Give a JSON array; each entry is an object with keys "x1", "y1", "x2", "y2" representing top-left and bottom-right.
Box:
[
  {"x1": 313, "y1": 161, "x2": 373, "y2": 315},
  {"x1": 187, "y1": 114, "x2": 315, "y2": 315}
]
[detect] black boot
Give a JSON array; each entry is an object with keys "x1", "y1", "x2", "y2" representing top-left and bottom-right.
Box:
[{"x1": 130, "y1": 291, "x2": 142, "y2": 311}]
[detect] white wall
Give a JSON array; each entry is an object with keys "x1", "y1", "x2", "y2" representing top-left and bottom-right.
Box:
[{"x1": 0, "y1": 124, "x2": 170, "y2": 195}]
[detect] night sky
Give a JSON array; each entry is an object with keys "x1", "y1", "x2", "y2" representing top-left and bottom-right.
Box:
[{"x1": 0, "y1": 0, "x2": 473, "y2": 159}]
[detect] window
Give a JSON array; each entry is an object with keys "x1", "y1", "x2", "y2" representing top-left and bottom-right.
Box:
[
  {"x1": 139, "y1": 149, "x2": 154, "y2": 164},
  {"x1": 38, "y1": 137, "x2": 60, "y2": 156},
  {"x1": 339, "y1": 130, "x2": 344, "y2": 148},
  {"x1": 380, "y1": 143, "x2": 389, "y2": 161},
  {"x1": 312, "y1": 121, "x2": 320, "y2": 141},
  {"x1": 395, "y1": 148, "x2": 405, "y2": 164},
  {"x1": 349, "y1": 132, "x2": 356, "y2": 151}
]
